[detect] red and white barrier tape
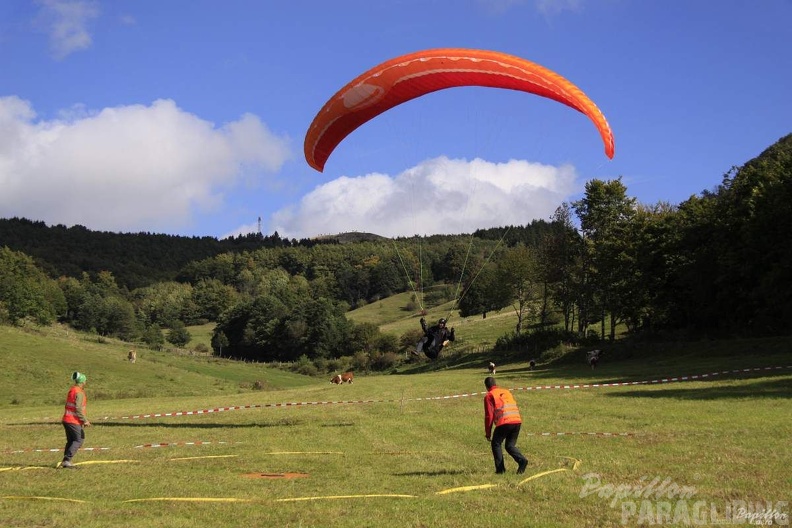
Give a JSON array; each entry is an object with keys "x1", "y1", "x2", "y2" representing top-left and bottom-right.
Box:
[
  {"x1": 413, "y1": 365, "x2": 792, "y2": 400},
  {"x1": 524, "y1": 431, "x2": 640, "y2": 437},
  {"x1": 134, "y1": 441, "x2": 232, "y2": 449},
  {"x1": 101, "y1": 400, "x2": 379, "y2": 420},
  {"x1": 511, "y1": 364, "x2": 792, "y2": 393},
  {"x1": 8, "y1": 447, "x2": 111, "y2": 454},
  {"x1": 86, "y1": 364, "x2": 792, "y2": 421},
  {"x1": 5, "y1": 441, "x2": 231, "y2": 455}
]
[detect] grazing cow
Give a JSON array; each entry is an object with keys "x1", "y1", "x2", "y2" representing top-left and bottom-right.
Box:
[
  {"x1": 128, "y1": 349, "x2": 137, "y2": 363},
  {"x1": 341, "y1": 372, "x2": 354, "y2": 384},
  {"x1": 330, "y1": 374, "x2": 343, "y2": 384},
  {"x1": 488, "y1": 362, "x2": 496, "y2": 374},
  {"x1": 529, "y1": 359, "x2": 536, "y2": 371},
  {"x1": 587, "y1": 350, "x2": 601, "y2": 370}
]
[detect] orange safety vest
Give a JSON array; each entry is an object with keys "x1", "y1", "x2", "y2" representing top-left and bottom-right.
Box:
[
  {"x1": 491, "y1": 388, "x2": 522, "y2": 426},
  {"x1": 62, "y1": 385, "x2": 86, "y2": 425}
]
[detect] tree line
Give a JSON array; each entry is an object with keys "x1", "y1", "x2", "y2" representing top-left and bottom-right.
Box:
[
  {"x1": 0, "y1": 218, "x2": 327, "y2": 290},
  {"x1": 1, "y1": 133, "x2": 790, "y2": 364}
]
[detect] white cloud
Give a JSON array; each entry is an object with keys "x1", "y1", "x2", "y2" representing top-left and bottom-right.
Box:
[
  {"x1": 477, "y1": 0, "x2": 527, "y2": 15},
  {"x1": 271, "y1": 156, "x2": 580, "y2": 239},
  {"x1": 35, "y1": 0, "x2": 100, "y2": 59},
  {"x1": 0, "y1": 96, "x2": 291, "y2": 233},
  {"x1": 535, "y1": 0, "x2": 584, "y2": 15},
  {"x1": 477, "y1": 0, "x2": 583, "y2": 15}
]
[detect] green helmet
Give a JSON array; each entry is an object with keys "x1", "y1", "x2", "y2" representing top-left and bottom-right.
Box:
[{"x1": 71, "y1": 371, "x2": 87, "y2": 384}]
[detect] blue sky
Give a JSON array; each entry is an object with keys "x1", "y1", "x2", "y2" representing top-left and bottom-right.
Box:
[{"x1": 1, "y1": 1, "x2": 790, "y2": 240}]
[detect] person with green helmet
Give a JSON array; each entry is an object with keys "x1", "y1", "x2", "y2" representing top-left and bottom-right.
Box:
[{"x1": 59, "y1": 371, "x2": 91, "y2": 469}]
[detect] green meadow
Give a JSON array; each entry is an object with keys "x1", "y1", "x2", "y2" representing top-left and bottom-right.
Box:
[{"x1": 1, "y1": 317, "x2": 790, "y2": 527}]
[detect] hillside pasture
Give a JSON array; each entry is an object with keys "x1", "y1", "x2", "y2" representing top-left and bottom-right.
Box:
[
  {"x1": 348, "y1": 292, "x2": 522, "y2": 351},
  {"x1": 0, "y1": 325, "x2": 314, "y2": 409}
]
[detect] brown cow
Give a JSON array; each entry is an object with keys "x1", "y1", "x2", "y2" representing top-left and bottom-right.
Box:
[
  {"x1": 488, "y1": 362, "x2": 496, "y2": 374},
  {"x1": 341, "y1": 372, "x2": 354, "y2": 384},
  {"x1": 330, "y1": 374, "x2": 343, "y2": 384}
]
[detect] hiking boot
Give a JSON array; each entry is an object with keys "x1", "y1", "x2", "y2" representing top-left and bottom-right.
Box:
[{"x1": 517, "y1": 460, "x2": 529, "y2": 474}]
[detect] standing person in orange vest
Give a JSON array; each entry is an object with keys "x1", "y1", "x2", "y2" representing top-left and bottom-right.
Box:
[
  {"x1": 59, "y1": 371, "x2": 91, "y2": 469},
  {"x1": 483, "y1": 376, "x2": 529, "y2": 474}
]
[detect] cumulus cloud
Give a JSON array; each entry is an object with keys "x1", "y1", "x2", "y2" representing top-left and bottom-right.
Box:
[
  {"x1": 119, "y1": 14, "x2": 137, "y2": 26},
  {"x1": 35, "y1": 0, "x2": 100, "y2": 59},
  {"x1": 0, "y1": 96, "x2": 291, "y2": 233},
  {"x1": 477, "y1": 0, "x2": 583, "y2": 15},
  {"x1": 535, "y1": 0, "x2": 583, "y2": 15},
  {"x1": 271, "y1": 156, "x2": 580, "y2": 239}
]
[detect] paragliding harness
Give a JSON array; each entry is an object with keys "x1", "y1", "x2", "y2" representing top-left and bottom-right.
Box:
[{"x1": 416, "y1": 317, "x2": 454, "y2": 360}]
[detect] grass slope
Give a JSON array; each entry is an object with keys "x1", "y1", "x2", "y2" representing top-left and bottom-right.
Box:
[
  {"x1": 0, "y1": 325, "x2": 315, "y2": 409},
  {"x1": 347, "y1": 291, "x2": 520, "y2": 350}
]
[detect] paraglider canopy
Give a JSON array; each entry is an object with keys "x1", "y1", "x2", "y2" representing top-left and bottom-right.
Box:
[{"x1": 304, "y1": 48, "x2": 615, "y2": 172}]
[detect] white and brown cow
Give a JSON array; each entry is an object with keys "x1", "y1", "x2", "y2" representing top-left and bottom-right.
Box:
[{"x1": 330, "y1": 372, "x2": 354, "y2": 384}]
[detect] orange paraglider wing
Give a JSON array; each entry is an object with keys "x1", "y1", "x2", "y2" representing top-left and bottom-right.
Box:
[{"x1": 304, "y1": 48, "x2": 615, "y2": 172}]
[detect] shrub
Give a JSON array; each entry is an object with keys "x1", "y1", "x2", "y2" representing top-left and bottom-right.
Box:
[
  {"x1": 424, "y1": 286, "x2": 453, "y2": 307},
  {"x1": 143, "y1": 324, "x2": 165, "y2": 350},
  {"x1": 494, "y1": 327, "x2": 584, "y2": 358},
  {"x1": 375, "y1": 333, "x2": 400, "y2": 354},
  {"x1": 166, "y1": 322, "x2": 191, "y2": 347},
  {"x1": 403, "y1": 294, "x2": 419, "y2": 312},
  {"x1": 352, "y1": 351, "x2": 370, "y2": 372},
  {"x1": 292, "y1": 355, "x2": 319, "y2": 376},
  {"x1": 369, "y1": 351, "x2": 400, "y2": 371},
  {"x1": 312, "y1": 356, "x2": 330, "y2": 373},
  {"x1": 325, "y1": 356, "x2": 352, "y2": 374},
  {"x1": 399, "y1": 329, "x2": 424, "y2": 353}
]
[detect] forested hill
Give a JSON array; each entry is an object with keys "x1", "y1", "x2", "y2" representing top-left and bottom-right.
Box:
[
  {"x1": 0, "y1": 214, "x2": 558, "y2": 291},
  {"x1": 0, "y1": 219, "x2": 313, "y2": 289}
]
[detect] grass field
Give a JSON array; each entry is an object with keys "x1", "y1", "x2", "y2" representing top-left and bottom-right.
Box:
[{"x1": 1, "y1": 322, "x2": 791, "y2": 527}]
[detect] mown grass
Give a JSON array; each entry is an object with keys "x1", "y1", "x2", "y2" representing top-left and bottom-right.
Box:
[{"x1": 1, "y1": 323, "x2": 790, "y2": 527}]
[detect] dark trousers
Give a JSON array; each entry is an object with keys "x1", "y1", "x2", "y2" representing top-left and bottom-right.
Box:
[
  {"x1": 62, "y1": 422, "x2": 84, "y2": 461},
  {"x1": 491, "y1": 423, "x2": 527, "y2": 473}
]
